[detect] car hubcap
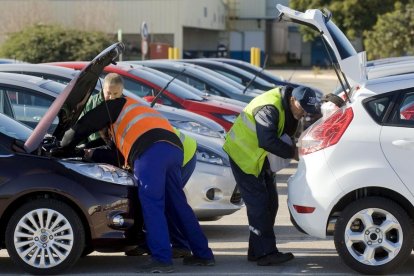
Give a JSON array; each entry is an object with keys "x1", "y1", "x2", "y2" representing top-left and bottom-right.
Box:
[
  {"x1": 344, "y1": 208, "x2": 402, "y2": 266},
  {"x1": 13, "y1": 208, "x2": 74, "y2": 268}
]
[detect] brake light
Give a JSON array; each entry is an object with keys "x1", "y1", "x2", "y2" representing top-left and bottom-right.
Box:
[{"x1": 299, "y1": 107, "x2": 353, "y2": 155}]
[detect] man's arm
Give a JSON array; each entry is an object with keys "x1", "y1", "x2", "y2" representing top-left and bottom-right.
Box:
[
  {"x1": 254, "y1": 105, "x2": 294, "y2": 159},
  {"x1": 61, "y1": 99, "x2": 123, "y2": 148}
]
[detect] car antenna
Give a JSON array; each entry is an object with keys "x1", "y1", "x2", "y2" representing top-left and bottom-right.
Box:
[
  {"x1": 242, "y1": 54, "x2": 269, "y2": 94},
  {"x1": 150, "y1": 68, "x2": 186, "y2": 107}
]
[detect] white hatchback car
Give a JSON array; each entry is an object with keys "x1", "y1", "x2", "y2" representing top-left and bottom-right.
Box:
[{"x1": 278, "y1": 4, "x2": 414, "y2": 275}]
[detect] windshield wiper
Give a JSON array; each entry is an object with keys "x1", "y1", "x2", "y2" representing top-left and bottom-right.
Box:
[
  {"x1": 150, "y1": 69, "x2": 186, "y2": 107},
  {"x1": 242, "y1": 54, "x2": 268, "y2": 94}
]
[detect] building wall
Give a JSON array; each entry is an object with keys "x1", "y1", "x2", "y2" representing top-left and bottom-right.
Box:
[
  {"x1": 235, "y1": 0, "x2": 266, "y2": 18},
  {"x1": 0, "y1": 0, "x2": 226, "y2": 57},
  {"x1": 0, "y1": 0, "x2": 297, "y2": 64}
]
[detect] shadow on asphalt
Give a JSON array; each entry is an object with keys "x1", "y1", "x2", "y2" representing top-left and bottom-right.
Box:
[
  {"x1": 1, "y1": 253, "x2": 414, "y2": 275},
  {"x1": 201, "y1": 224, "x2": 315, "y2": 243}
]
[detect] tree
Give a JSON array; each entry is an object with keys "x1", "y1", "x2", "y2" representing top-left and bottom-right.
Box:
[
  {"x1": 0, "y1": 24, "x2": 113, "y2": 63},
  {"x1": 364, "y1": 2, "x2": 414, "y2": 60},
  {"x1": 290, "y1": 0, "x2": 406, "y2": 41}
]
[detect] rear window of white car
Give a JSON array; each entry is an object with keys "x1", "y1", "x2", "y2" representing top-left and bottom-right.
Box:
[{"x1": 363, "y1": 95, "x2": 393, "y2": 123}]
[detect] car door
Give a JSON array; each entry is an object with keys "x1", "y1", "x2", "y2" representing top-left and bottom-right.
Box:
[
  {"x1": 0, "y1": 85, "x2": 54, "y2": 128},
  {"x1": 380, "y1": 88, "x2": 414, "y2": 193}
]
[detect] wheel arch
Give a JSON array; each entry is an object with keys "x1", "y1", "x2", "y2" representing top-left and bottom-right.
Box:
[
  {"x1": 327, "y1": 187, "x2": 414, "y2": 235},
  {"x1": 0, "y1": 192, "x2": 92, "y2": 250}
]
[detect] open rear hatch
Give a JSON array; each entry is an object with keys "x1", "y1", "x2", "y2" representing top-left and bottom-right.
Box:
[{"x1": 276, "y1": 4, "x2": 368, "y2": 100}]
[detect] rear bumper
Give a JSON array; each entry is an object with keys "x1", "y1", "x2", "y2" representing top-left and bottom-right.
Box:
[{"x1": 287, "y1": 151, "x2": 343, "y2": 238}]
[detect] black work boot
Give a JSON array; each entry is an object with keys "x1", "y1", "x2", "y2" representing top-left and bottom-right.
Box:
[
  {"x1": 136, "y1": 260, "x2": 174, "y2": 273},
  {"x1": 257, "y1": 252, "x2": 294, "y2": 266},
  {"x1": 183, "y1": 255, "x2": 215, "y2": 266},
  {"x1": 172, "y1": 247, "x2": 192, "y2": 258},
  {"x1": 125, "y1": 246, "x2": 151, "y2": 256}
]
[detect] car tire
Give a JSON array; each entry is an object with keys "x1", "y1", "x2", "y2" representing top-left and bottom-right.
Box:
[
  {"x1": 5, "y1": 198, "x2": 85, "y2": 275},
  {"x1": 334, "y1": 197, "x2": 414, "y2": 275}
]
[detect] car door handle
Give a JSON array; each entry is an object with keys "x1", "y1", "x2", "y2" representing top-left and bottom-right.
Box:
[{"x1": 392, "y1": 139, "x2": 414, "y2": 150}]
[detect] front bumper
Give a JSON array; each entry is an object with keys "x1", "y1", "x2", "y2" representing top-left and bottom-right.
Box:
[{"x1": 86, "y1": 184, "x2": 141, "y2": 252}]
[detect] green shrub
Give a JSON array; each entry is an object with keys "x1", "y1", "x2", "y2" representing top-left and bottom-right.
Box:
[{"x1": 0, "y1": 24, "x2": 113, "y2": 63}]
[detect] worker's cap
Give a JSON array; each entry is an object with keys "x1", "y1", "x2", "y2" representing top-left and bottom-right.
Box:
[{"x1": 292, "y1": 86, "x2": 319, "y2": 114}]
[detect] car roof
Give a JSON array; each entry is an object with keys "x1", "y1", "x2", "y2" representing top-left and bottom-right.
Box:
[
  {"x1": 362, "y1": 73, "x2": 414, "y2": 96},
  {"x1": 0, "y1": 63, "x2": 77, "y2": 76},
  {"x1": 0, "y1": 72, "x2": 57, "y2": 89},
  {"x1": 135, "y1": 60, "x2": 249, "y2": 92},
  {"x1": 182, "y1": 59, "x2": 275, "y2": 87}
]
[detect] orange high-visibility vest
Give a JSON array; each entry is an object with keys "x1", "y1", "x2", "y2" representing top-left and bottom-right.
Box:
[{"x1": 111, "y1": 97, "x2": 174, "y2": 166}]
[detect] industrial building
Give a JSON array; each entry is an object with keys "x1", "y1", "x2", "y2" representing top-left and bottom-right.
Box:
[{"x1": 0, "y1": 0, "x2": 324, "y2": 66}]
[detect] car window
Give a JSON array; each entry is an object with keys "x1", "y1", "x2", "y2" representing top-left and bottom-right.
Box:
[
  {"x1": 0, "y1": 86, "x2": 55, "y2": 129},
  {"x1": 207, "y1": 86, "x2": 226, "y2": 97},
  {"x1": 397, "y1": 92, "x2": 414, "y2": 123},
  {"x1": 22, "y1": 72, "x2": 72, "y2": 85},
  {"x1": 363, "y1": 95, "x2": 392, "y2": 123},
  {"x1": 173, "y1": 75, "x2": 203, "y2": 91},
  {"x1": 123, "y1": 77, "x2": 155, "y2": 97},
  {"x1": 214, "y1": 69, "x2": 243, "y2": 84},
  {"x1": 0, "y1": 113, "x2": 32, "y2": 141}
]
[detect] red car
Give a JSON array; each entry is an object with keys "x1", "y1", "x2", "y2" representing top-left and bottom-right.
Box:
[{"x1": 48, "y1": 62, "x2": 242, "y2": 131}]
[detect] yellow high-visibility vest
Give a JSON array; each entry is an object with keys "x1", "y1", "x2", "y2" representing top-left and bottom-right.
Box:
[{"x1": 223, "y1": 87, "x2": 285, "y2": 176}]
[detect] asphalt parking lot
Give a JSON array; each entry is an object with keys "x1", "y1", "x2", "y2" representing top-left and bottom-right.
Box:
[
  {"x1": 1, "y1": 69, "x2": 413, "y2": 275},
  {"x1": 2, "y1": 162, "x2": 414, "y2": 275}
]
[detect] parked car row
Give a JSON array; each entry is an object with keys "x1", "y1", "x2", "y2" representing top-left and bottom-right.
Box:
[{"x1": 0, "y1": 35, "x2": 325, "y2": 274}]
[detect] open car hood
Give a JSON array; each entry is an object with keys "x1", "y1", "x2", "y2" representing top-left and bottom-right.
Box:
[
  {"x1": 24, "y1": 42, "x2": 124, "y2": 153},
  {"x1": 276, "y1": 4, "x2": 367, "y2": 85}
]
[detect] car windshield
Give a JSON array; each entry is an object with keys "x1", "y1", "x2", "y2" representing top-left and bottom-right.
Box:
[
  {"x1": 0, "y1": 113, "x2": 32, "y2": 141},
  {"x1": 142, "y1": 67, "x2": 206, "y2": 96},
  {"x1": 325, "y1": 20, "x2": 357, "y2": 60},
  {"x1": 129, "y1": 68, "x2": 204, "y2": 101},
  {"x1": 190, "y1": 65, "x2": 247, "y2": 90}
]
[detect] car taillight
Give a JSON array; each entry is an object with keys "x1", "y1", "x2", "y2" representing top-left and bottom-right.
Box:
[{"x1": 299, "y1": 107, "x2": 353, "y2": 155}]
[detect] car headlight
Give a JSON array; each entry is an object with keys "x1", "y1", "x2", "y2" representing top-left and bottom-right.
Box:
[
  {"x1": 219, "y1": 114, "x2": 237, "y2": 123},
  {"x1": 196, "y1": 145, "x2": 229, "y2": 166},
  {"x1": 59, "y1": 161, "x2": 135, "y2": 186},
  {"x1": 170, "y1": 120, "x2": 224, "y2": 138}
]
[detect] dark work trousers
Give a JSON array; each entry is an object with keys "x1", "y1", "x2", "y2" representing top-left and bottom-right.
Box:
[
  {"x1": 229, "y1": 157, "x2": 278, "y2": 258},
  {"x1": 168, "y1": 154, "x2": 197, "y2": 250},
  {"x1": 135, "y1": 143, "x2": 212, "y2": 264}
]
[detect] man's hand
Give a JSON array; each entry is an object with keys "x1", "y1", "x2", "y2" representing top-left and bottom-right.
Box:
[{"x1": 84, "y1": 148, "x2": 95, "y2": 161}]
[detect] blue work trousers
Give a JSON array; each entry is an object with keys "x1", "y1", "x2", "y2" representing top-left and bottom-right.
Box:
[
  {"x1": 168, "y1": 154, "x2": 197, "y2": 250},
  {"x1": 229, "y1": 157, "x2": 278, "y2": 258},
  {"x1": 134, "y1": 142, "x2": 212, "y2": 264}
]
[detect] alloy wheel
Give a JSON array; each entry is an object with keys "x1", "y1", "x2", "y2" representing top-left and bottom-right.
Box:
[
  {"x1": 344, "y1": 207, "x2": 402, "y2": 266},
  {"x1": 13, "y1": 208, "x2": 74, "y2": 269}
]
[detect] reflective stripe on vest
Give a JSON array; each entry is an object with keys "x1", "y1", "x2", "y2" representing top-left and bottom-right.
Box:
[
  {"x1": 112, "y1": 97, "x2": 174, "y2": 166},
  {"x1": 174, "y1": 128, "x2": 197, "y2": 166},
  {"x1": 223, "y1": 87, "x2": 285, "y2": 177}
]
